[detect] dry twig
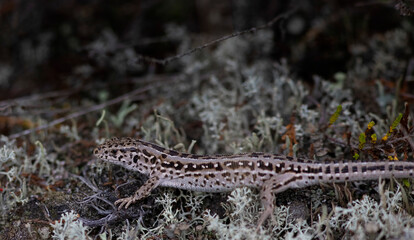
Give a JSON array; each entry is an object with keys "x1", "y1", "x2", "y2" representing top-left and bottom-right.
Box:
[
  {"x1": 8, "y1": 84, "x2": 154, "y2": 139},
  {"x1": 136, "y1": 8, "x2": 297, "y2": 65}
]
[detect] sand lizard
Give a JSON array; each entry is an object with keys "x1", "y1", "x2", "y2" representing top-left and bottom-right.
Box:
[{"x1": 93, "y1": 137, "x2": 414, "y2": 229}]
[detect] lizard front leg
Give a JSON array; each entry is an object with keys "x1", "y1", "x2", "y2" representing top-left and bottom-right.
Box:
[
  {"x1": 115, "y1": 176, "x2": 161, "y2": 210},
  {"x1": 256, "y1": 173, "x2": 300, "y2": 231}
]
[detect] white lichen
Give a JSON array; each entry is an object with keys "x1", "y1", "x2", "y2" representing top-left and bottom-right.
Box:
[
  {"x1": 50, "y1": 210, "x2": 90, "y2": 240},
  {"x1": 329, "y1": 182, "x2": 414, "y2": 239}
]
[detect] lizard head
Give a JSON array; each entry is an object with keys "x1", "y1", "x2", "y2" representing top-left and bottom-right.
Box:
[{"x1": 93, "y1": 137, "x2": 154, "y2": 174}]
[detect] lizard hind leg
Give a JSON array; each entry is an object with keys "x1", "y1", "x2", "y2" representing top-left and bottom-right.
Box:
[{"x1": 256, "y1": 173, "x2": 300, "y2": 231}]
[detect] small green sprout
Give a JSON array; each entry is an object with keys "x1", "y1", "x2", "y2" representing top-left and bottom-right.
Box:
[
  {"x1": 96, "y1": 110, "x2": 106, "y2": 126},
  {"x1": 328, "y1": 105, "x2": 342, "y2": 127},
  {"x1": 353, "y1": 152, "x2": 360, "y2": 160},
  {"x1": 402, "y1": 179, "x2": 411, "y2": 188},
  {"x1": 358, "y1": 133, "x2": 366, "y2": 150},
  {"x1": 382, "y1": 113, "x2": 402, "y2": 141},
  {"x1": 370, "y1": 133, "x2": 377, "y2": 144},
  {"x1": 367, "y1": 121, "x2": 375, "y2": 130},
  {"x1": 390, "y1": 113, "x2": 403, "y2": 132}
]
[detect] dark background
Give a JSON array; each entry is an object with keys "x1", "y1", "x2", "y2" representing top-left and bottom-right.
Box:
[{"x1": 1, "y1": 0, "x2": 412, "y2": 99}]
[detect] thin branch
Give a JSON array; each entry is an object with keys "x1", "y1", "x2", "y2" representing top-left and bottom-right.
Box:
[
  {"x1": 0, "y1": 88, "x2": 80, "y2": 115},
  {"x1": 0, "y1": 88, "x2": 79, "y2": 106},
  {"x1": 137, "y1": 8, "x2": 297, "y2": 65},
  {"x1": 0, "y1": 78, "x2": 151, "y2": 116},
  {"x1": 7, "y1": 83, "x2": 155, "y2": 139}
]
